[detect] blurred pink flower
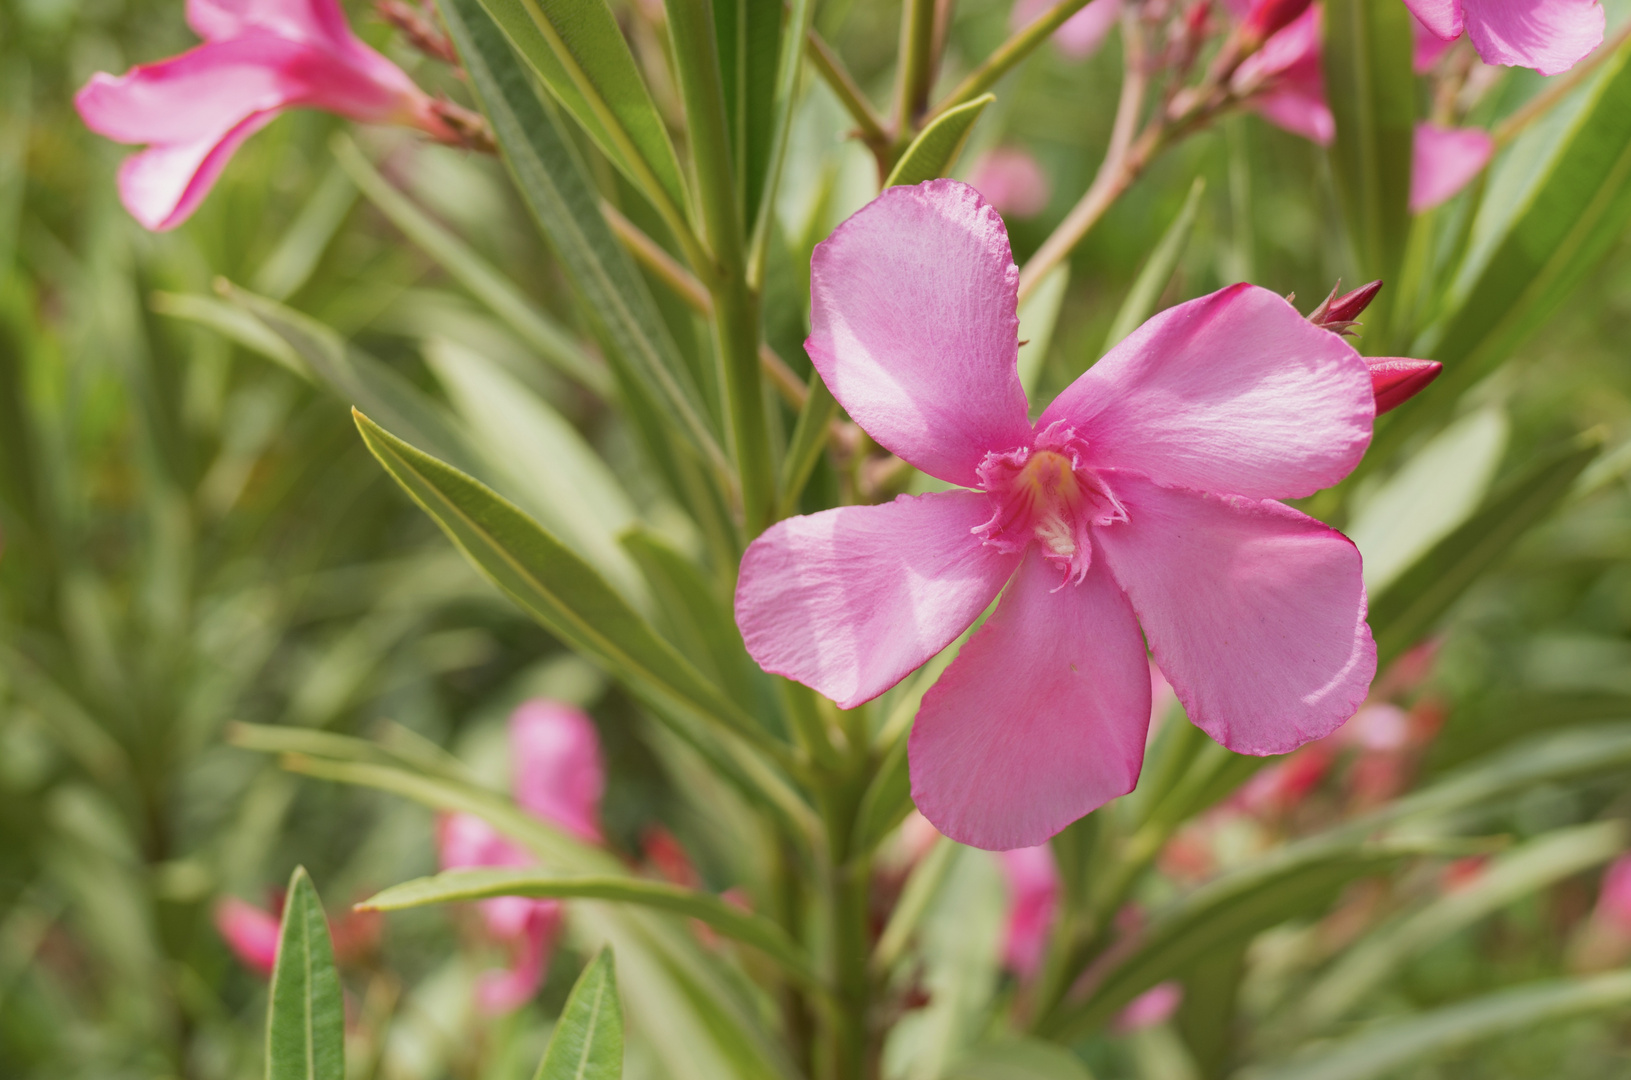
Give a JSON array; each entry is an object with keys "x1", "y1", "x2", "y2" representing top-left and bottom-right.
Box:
[
  {"x1": 1593, "y1": 855, "x2": 1631, "y2": 935},
  {"x1": 1402, "y1": 0, "x2": 1603, "y2": 75},
  {"x1": 1011, "y1": 0, "x2": 1124, "y2": 59},
  {"x1": 998, "y1": 843, "x2": 1061, "y2": 978},
  {"x1": 1235, "y1": 740, "x2": 1336, "y2": 816},
  {"x1": 214, "y1": 896, "x2": 281, "y2": 976},
  {"x1": 1411, "y1": 123, "x2": 1494, "y2": 212},
  {"x1": 737, "y1": 179, "x2": 1388, "y2": 850},
  {"x1": 968, "y1": 148, "x2": 1052, "y2": 218},
  {"x1": 1411, "y1": 10, "x2": 1459, "y2": 70},
  {"x1": 438, "y1": 700, "x2": 604, "y2": 1013},
  {"x1": 75, "y1": 0, "x2": 452, "y2": 230},
  {"x1": 1115, "y1": 981, "x2": 1184, "y2": 1031}
]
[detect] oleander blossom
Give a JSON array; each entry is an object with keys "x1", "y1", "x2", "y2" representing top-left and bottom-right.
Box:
[
  {"x1": 1402, "y1": 0, "x2": 1603, "y2": 75},
  {"x1": 998, "y1": 844, "x2": 1061, "y2": 978},
  {"x1": 74, "y1": 0, "x2": 453, "y2": 230},
  {"x1": 437, "y1": 699, "x2": 604, "y2": 1013},
  {"x1": 735, "y1": 180, "x2": 1402, "y2": 851}
]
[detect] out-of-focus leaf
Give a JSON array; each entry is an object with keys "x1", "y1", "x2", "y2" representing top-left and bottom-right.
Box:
[
  {"x1": 1018, "y1": 264, "x2": 1069, "y2": 395},
  {"x1": 873, "y1": 835, "x2": 954, "y2": 973},
  {"x1": 439, "y1": 0, "x2": 727, "y2": 479},
  {"x1": 1298, "y1": 820, "x2": 1626, "y2": 1031},
  {"x1": 1369, "y1": 435, "x2": 1598, "y2": 666},
  {"x1": 1176, "y1": 943, "x2": 1246, "y2": 1079},
  {"x1": 351, "y1": 411, "x2": 782, "y2": 762},
  {"x1": 777, "y1": 369, "x2": 839, "y2": 516},
  {"x1": 250, "y1": 163, "x2": 357, "y2": 302},
  {"x1": 1347, "y1": 406, "x2": 1507, "y2": 592},
  {"x1": 715, "y1": 0, "x2": 783, "y2": 229},
  {"x1": 267, "y1": 867, "x2": 343, "y2": 1080},
  {"x1": 150, "y1": 291, "x2": 306, "y2": 377},
  {"x1": 1243, "y1": 972, "x2": 1631, "y2": 1080},
  {"x1": 1101, "y1": 177, "x2": 1205, "y2": 355},
  {"x1": 360, "y1": 868, "x2": 821, "y2": 989},
  {"x1": 536, "y1": 949, "x2": 623, "y2": 1080},
  {"x1": 852, "y1": 729, "x2": 914, "y2": 855},
  {"x1": 884, "y1": 95, "x2": 995, "y2": 188},
  {"x1": 424, "y1": 337, "x2": 644, "y2": 603},
  {"x1": 331, "y1": 136, "x2": 609, "y2": 395},
  {"x1": 747, "y1": 0, "x2": 815, "y2": 275},
  {"x1": 1422, "y1": 36, "x2": 1631, "y2": 402},
  {"x1": 943, "y1": 1039, "x2": 1096, "y2": 1080},
  {"x1": 1323, "y1": 0, "x2": 1413, "y2": 342},
  {"x1": 467, "y1": 0, "x2": 688, "y2": 217}
]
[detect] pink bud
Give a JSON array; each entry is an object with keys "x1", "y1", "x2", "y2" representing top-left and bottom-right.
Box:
[
  {"x1": 1308, "y1": 279, "x2": 1384, "y2": 334},
  {"x1": 1115, "y1": 981, "x2": 1184, "y2": 1032},
  {"x1": 1241, "y1": 0, "x2": 1313, "y2": 43},
  {"x1": 997, "y1": 844, "x2": 1061, "y2": 980},
  {"x1": 1595, "y1": 856, "x2": 1631, "y2": 935},
  {"x1": 1366, "y1": 358, "x2": 1443, "y2": 415},
  {"x1": 214, "y1": 896, "x2": 281, "y2": 977}
]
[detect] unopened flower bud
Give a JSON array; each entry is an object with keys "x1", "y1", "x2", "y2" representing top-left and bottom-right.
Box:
[
  {"x1": 1240, "y1": 0, "x2": 1313, "y2": 45},
  {"x1": 1366, "y1": 358, "x2": 1442, "y2": 415},
  {"x1": 1308, "y1": 279, "x2": 1383, "y2": 335}
]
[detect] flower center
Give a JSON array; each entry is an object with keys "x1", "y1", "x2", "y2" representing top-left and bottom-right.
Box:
[{"x1": 974, "y1": 424, "x2": 1127, "y2": 584}]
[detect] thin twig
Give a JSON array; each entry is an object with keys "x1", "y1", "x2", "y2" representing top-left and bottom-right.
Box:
[
  {"x1": 806, "y1": 28, "x2": 891, "y2": 151},
  {"x1": 925, "y1": 0, "x2": 1092, "y2": 122},
  {"x1": 759, "y1": 345, "x2": 810, "y2": 408},
  {"x1": 1493, "y1": 20, "x2": 1631, "y2": 146},
  {"x1": 894, "y1": 0, "x2": 940, "y2": 138}
]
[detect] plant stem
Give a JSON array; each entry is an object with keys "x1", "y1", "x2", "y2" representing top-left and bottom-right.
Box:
[
  {"x1": 926, "y1": 0, "x2": 1092, "y2": 122},
  {"x1": 666, "y1": 0, "x2": 776, "y2": 537},
  {"x1": 894, "y1": 0, "x2": 940, "y2": 142},
  {"x1": 807, "y1": 28, "x2": 892, "y2": 155},
  {"x1": 601, "y1": 200, "x2": 712, "y2": 311}
]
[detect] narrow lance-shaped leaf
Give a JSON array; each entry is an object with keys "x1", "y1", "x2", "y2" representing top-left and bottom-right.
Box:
[
  {"x1": 1101, "y1": 177, "x2": 1206, "y2": 354},
  {"x1": 884, "y1": 95, "x2": 995, "y2": 188},
  {"x1": 266, "y1": 867, "x2": 344, "y2": 1080},
  {"x1": 536, "y1": 949, "x2": 624, "y2": 1080}
]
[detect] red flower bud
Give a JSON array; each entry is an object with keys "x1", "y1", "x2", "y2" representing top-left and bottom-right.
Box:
[
  {"x1": 1308, "y1": 279, "x2": 1383, "y2": 336},
  {"x1": 1241, "y1": 0, "x2": 1313, "y2": 42},
  {"x1": 1366, "y1": 357, "x2": 1442, "y2": 415}
]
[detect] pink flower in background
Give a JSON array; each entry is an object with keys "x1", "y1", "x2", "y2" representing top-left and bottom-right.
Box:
[
  {"x1": 1402, "y1": 0, "x2": 1603, "y2": 75},
  {"x1": 1011, "y1": 0, "x2": 1124, "y2": 59},
  {"x1": 75, "y1": 0, "x2": 453, "y2": 230},
  {"x1": 1235, "y1": 741, "x2": 1337, "y2": 816},
  {"x1": 737, "y1": 180, "x2": 1391, "y2": 850},
  {"x1": 998, "y1": 844, "x2": 1061, "y2": 978},
  {"x1": 214, "y1": 896, "x2": 281, "y2": 976},
  {"x1": 438, "y1": 700, "x2": 604, "y2": 1013},
  {"x1": 1411, "y1": 123, "x2": 1495, "y2": 211},
  {"x1": 1593, "y1": 856, "x2": 1631, "y2": 934},
  {"x1": 1411, "y1": 10, "x2": 1459, "y2": 70},
  {"x1": 1115, "y1": 981, "x2": 1184, "y2": 1031},
  {"x1": 968, "y1": 148, "x2": 1052, "y2": 218}
]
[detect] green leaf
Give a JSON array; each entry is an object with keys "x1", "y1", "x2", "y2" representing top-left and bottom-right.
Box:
[
  {"x1": 1368, "y1": 434, "x2": 1599, "y2": 666},
  {"x1": 746, "y1": 0, "x2": 815, "y2": 279},
  {"x1": 266, "y1": 867, "x2": 344, "y2": 1080},
  {"x1": 359, "y1": 868, "x2": 822, "y2": 990},
  {"x1": 250, "y1": 162, "x2": 357, "y2": 302},
  {"x1": 1101, "y1": 177, "x2": 1205, "y2": 354},
  {"x1": 150, "y1": 291, "x2": 306, "y2": 378},
  {"x1": 1323, "y1": 0, "x2": 1413, "y2": 342},
  {"x1": 468, "y1": 0, "x2": 687, "y2": 220},
  {"x1": 1423, "y1": 37, "x2": 1631, "y2": 402},
  {"x1": 851, "y1": 726, "x2": 914, "y2": 855},
  {"x1": 536, "y1": 950, "x2": 623, "y2": 1080},
  {"x1": 331, "y1": 135, "x2": 609, "y2": 396},
  {"x1": 944, "y1": 1039, "x2": 1096, "y2": 1080},
  {"x1": 714, "y1": 0, "x2": 782, "y2": 230},
  {"x1": 350, "y1": 411, "x2": 785, "y2": 765},
  {"x1": 883, "y1": 94, "x2": 995, "y2": 188},
  {"x1": 776, "y1": 369, "x2": 839, "y2": 516},
  {"x1": 438, "y1": 0, "x2": 726, "y2": 478},
  {"x1": 1018, "y1": 264, "x2": 1069, "y2": 396},
  {"x1": 1242, "y1": 972, "x2": 1631, "y2": 1080}
]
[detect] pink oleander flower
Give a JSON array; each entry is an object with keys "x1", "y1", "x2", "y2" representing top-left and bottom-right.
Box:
[
  {"x1": 998, "y1": 843, "x2": 1061, "y2": 978},
  {"x1": 1403, "y1": 0, "x2": 1603, "y2": 75},
  {"x1": 214, "y1": 896, "x2": 282, "y2": 976},
  {"x1": 1411, "y1": 123, "x2": 1495, "y2": 212},
  {"x1": 1115, "y1": 981, "x2": 1184, "y2": 1032},
  {"x1": 1011, "y1": 0, "x2": 1124, "y2": 59},
  {"x1": 75, "y1": 0, "x2": 453, "y2": 230},
  {"x1": 1594, "y1": 855, "x2": 1631, "y2": 935},
  {"x1": 736, "y1": 180, "x2": 1396, "y2": 851},
  {"x1": 438, "y1": 699, "x2": 604, "y2": 1013},
  {"x1": 968, "y1": 147, "x2": 1053, "y2": 218}
]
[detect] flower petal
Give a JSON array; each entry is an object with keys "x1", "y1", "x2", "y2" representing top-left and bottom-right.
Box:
[
  {"x1": 737, "y1": 492, "x2": 1021, "y2": 708},
  {"x1": 1412, "y1": 12, "x2": 1460, "y2": 69},
  {"x1": 1404, "y1": 0, "x2": 1466, "y2": 40},
  {"x1": 511, "y1": 700, "x2": 604, "y2": 842},
  {"x1": 909, "y1": 549, "x2": 1151, "y2": 851},
  {"x1": 188, "y1": 0, "x2": 353, "y2": 45},
  {"x1": 114, "y1": 111, "x2": 276, "y2": 230},
  {"x1": 1042, "y1": 284, "x2": 1374, "y2": 500},
  {"x1": 998, "y1": 844, "x2": 1061, "y2": 978},
  {"x1": 1464, "y1": 0, "x2": 1603, "y2": 74},
  {"x1": 807, "y1": 180, "x2": 1035, "y2": 486},
  {"x1": 1411, "y1": 122, "x2": 1493, "y2": 212},
  {"x1": 475, "y1": 903, "x2": 562, "y2": 1014},
  {"x1": 1096, "y1": 474, "x2": 1375, "y2": 755}
]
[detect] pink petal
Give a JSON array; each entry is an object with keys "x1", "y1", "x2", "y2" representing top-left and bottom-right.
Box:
[
  {"x1": 967, "y1": 148, "x2": 1052, "y2": 218},
  {"x1": 1463, "y1": 0, "x2": 1603, "y2": 74},
  {"x1": 1403, "y1": 0, "x2": 1466, "y2": 41},
  {"x1": 909, "y1": 549, "x2": 1151, "y2": 851},
  {"x1": 998, "y1": 844, "x2": 1061, "y2": 978},
  {"x1": 475, "y1": 903, "x2": 562, "y2": 1014},
  {"x1": 114, "y1": 111, "x2": 276, "y2": 230},
  {"x1": 1115, "y1": 982, "x2": 1184, "y2": 1031},
  {"x1": 213, "y1": 897, "x2": 282, "y2": 976},
  {"x1": 807, "y1": 180, "x2": 1035, "y2": 487},
  {"x1": 75, "y1": 41, "x2": 310, "y2": 145},
  {"x1": 1040, "y1": 284, "x2": 1374, "y2": 501},
  {"x1": 1253, "y1": 85, "x2": 1336, "y2": 145},
  {"x1": 1412, "y1": 12, "x2": 1460, "y2": 68},
  {"x1": 1234, "y1": 7, "x2": 1334, "y2": 145},
  {"x1": 737, "y1": 492, "x2": 1022, "y2": 708},
  {"x1": 188, "y1": 0, "x2": 351, "y2": 44},
  {"x1": 1411, "y1": 123, "x2": 1494, "y2": 212},
  {"x1": 511, "y1": 700, "x2": 604, "y2": 842},
  {"x1": 1596, "y1": 855, "x2": 1631, "y2": 934},
  {"x1": 1095, "y1": 474, "x2": 1375, "y2": 756},
  {"x1": 438, "y1": 812, "x2": 543, "y2": 939}
]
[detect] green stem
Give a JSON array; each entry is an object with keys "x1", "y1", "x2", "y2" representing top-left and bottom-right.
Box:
[
  {"x1": 666, "y1": 0, "x2": 777, "y2": 537},
  {"x1": 926, "y1": 0, "x2": 1092, "y2": 121},
  {"x1": 747, "y1": 0, "x2": 816, "y2": 289},
  {"x1": 807, "y1": 28, "x2": 891, "y2": 153},
  {"x1": 894, "y1": 0, "x2": 939, "y2": 142}
]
